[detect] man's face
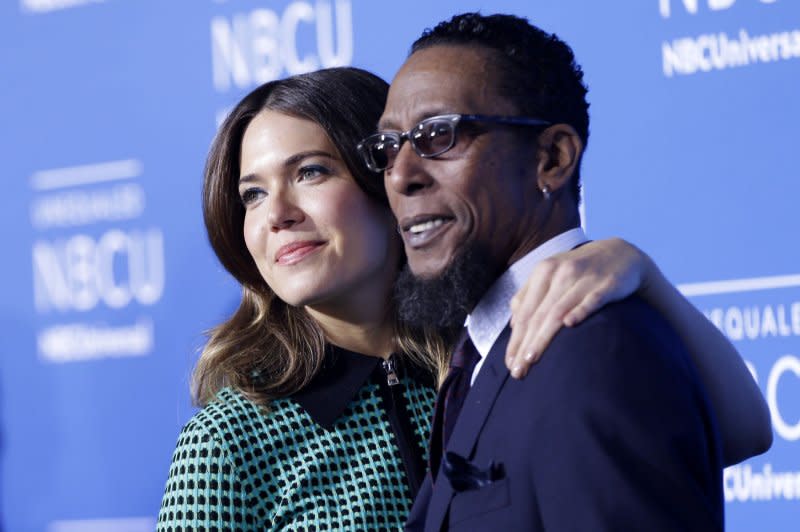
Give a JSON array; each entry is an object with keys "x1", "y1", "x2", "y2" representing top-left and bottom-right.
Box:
[{"x1": 380, "y1": 45, "x2": 538, "y2": 280}]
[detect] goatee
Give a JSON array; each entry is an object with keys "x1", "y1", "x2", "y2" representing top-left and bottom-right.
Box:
[{"x1": 394, "y1": 245, "x2": 499, "y2": 329}]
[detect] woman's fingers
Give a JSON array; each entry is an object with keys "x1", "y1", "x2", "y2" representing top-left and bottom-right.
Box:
[
  {"x1": 508, "y1": 279, "x2": 597, "y2": 377},
  {"x1": 506, "y1": 239, "x2": 646, "y2": 379},
  {"x1": 506, "y1": 260, "x2": 556, "y2": 367}
]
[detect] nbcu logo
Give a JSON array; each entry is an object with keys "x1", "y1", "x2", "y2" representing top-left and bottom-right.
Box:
[
  {"x1": 211, "y1": 0, "x2": 353, "y2": 92},
  {"x1": 659, "y1": 0, "x2": 778, "y2": 18}
]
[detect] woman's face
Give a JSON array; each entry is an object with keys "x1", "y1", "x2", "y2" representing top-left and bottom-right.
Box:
[{"x1": 238, "y1": 110, "x2": 397, "y2": 312}]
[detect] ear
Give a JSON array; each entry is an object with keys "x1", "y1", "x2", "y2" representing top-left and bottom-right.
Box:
[{"x1": 535, "y1": 123, "x2": 584, "y2": 194}]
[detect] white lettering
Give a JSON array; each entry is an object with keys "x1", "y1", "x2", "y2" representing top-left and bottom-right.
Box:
[
  {"x1": 663, "y1": 40, "x2": 686, "y2": 76},
  {"x1": 706, "y1": 307, "x2": 724, "y2": 329},
  {"x1": 767, "y1": 355, "x2": 800, "y2": 441},
  {"x1": 210, "y1": 1, "x2": 353, "y2": 92},
  {"x1": 32, "y1": 229, "x2": 165, "y2": 313},
  {"x1": 128, "y1": 230, "x2": 165, "y2": 305},
  {"x1": 660, "y1": 0, "x2": 781, "y2": 18},
  {"x1": 316, "y1": 0, "x2": 353, "y2": 67},
  {"x1": 696, "y1": 34, "x2": 714, "y2": 70},
  {"x1": 778, "y1": 305, "x2": 792, "y2": 336},
  {"x1": 30, "y1": 183, "x2": 145, "y2": 229},
  {"x1": 33, "y1": 242, "x2": 70, "y2": 312},
  {"x1": 709, "y1": 0, "x2": 736, "y2": 10},
  {"x1": 48, "y1": 517, "x2": 156, "y2": 532},
  {"x1": 660, "y1": 0, "x2": 699, "y2": 18},
  {"x1": 762, "y1": 305, "x2": 779, "y2": 337},
  {"x1": 20, "y1": 0, "x2": 103, "y2": 14},
  {"x1": 777, "y1": 33, "x2": 791, "y2": 59},
  {"x1": 792, "y1": 302, "x2": 800, "y2": 334},
  {"x1": 38, "y1": 319, "x2": 154, "y2": 362},
  {"x1": 743, "y1": 306, "x2": 760, "y2": 339},
  {"x1": 704, "y1": 302, "x2": 800, "y2": 341},
  {"x1": 66, "y1": 235, "x2": 98, "y2": 311},
  {"x1": 97, "y1": 230, "x2": 132, "y2": 309},
  {"x1": 250, "y1": 9, "x2": 282, "y2": 83},
  {"x1": 663, "y1": 28, "x2": 800, "y2": 77},
  {"x1": 211, "y1": 15, "x2": 252, "y2": 91},
  {"x1": 281, "y1": 2, "x2": 318, "y2": 74},
  {"x1": 724, "y1": 306, "x2": 744, "y2": 340},
  {"x1": 725, "y1": 464, "x2": 800, "y2": 502}
]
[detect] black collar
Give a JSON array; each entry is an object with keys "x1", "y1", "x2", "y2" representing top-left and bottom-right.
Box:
[{"x1": 291, "y1": 345, "x2": 382, "y2": 430}]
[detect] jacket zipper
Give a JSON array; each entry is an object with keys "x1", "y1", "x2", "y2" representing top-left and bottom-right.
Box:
[
  {"x1": 382, "y1": 356, "x2": 400, "y2": 386},
  {"x1": 379, "y1": 354, "x2": 425, "y2": 496}
]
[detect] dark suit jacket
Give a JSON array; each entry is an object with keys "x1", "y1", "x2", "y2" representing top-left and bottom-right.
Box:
[{"x1": 407, "y1": 296, "x2": 723, "y2": 531}]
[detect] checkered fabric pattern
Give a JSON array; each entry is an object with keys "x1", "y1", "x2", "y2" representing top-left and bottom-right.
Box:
[{"x1": 157, "y1": 379, "x2": 436, "y2": 531}]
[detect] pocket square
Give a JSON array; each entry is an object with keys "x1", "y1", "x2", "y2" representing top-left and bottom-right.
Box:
[{"x1": 443, "y1": 451, "x2": 505, "y2": 492}]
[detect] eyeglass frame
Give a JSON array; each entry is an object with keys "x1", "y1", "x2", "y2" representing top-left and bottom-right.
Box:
[{"x1": 357, "y1": 113, "x2": 551, "y2": 172}]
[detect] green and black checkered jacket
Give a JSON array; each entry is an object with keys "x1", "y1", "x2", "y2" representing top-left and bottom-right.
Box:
[{"x1": 157, "y1": 346, "x2": 436, "y2": 531}]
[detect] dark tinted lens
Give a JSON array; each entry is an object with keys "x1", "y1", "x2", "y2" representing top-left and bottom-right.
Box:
[
  {"x1": 359, "y1": 133, "x2": 400, "y2": 171},
  {"x1": 413, "y1": 119, "x2": 455, "y2": 156}
]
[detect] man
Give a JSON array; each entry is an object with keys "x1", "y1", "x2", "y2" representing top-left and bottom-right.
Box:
[{"x1": 358, "y1": 13, "x2": 723, "y2": 531}]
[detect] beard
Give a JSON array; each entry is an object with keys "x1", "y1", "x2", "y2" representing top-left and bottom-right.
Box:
[{"x1": 394, "y1": 244, "x2": 500, "y2": 329}]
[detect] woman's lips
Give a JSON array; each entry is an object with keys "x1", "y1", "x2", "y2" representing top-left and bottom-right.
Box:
[{"x1": 274, "y1": 240, "x2": 326, "y2": 265}]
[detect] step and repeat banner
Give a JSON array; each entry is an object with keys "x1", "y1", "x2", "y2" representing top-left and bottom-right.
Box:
[{"x1": 1, "y1": 1, "x2": 797, "y2": 530}]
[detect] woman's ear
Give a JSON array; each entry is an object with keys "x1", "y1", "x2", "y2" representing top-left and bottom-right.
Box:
[{"x1": 535, "y1": 123, "x2": 584, "y2": 194}]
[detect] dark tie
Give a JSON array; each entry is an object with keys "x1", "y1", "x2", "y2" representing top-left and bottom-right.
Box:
[{"x1": 429, "y1": 330, "x2": 481, "y2": 478}]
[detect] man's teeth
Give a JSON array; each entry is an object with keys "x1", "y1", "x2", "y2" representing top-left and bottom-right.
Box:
[{"x1": 409, "y1": 218, "x2": 446, "y2": 234}]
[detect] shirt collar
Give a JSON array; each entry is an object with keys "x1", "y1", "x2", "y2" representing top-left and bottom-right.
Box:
[
  {"x1": 465, "y1": 227, "x2": 589, "y2": 359},
  {"x1": 291, "y1": 345, "x2": 381, "y2": 430}
]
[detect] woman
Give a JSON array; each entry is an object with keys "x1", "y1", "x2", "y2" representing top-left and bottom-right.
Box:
[{"x1": 157, "y1": 67, "x2": 769, "y2": 530}]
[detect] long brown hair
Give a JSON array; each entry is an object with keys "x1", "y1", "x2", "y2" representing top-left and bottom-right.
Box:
[{"x1": 194, "y1": 67, "x2": 451, "y2": 408}]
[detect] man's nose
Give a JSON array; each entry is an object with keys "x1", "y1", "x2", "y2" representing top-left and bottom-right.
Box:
[{"x1": 385, "y1": 140, "x2": 434, "y2": 197}]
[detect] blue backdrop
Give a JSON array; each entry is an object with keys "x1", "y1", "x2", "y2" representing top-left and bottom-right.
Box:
[{"x1": 1, "y1": 1, "x2": 797, "y2": 530}]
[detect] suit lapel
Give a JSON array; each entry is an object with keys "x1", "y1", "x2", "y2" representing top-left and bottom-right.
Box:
[{"x1": 424, "y1": 326, "x2": 512, "y2": 531}]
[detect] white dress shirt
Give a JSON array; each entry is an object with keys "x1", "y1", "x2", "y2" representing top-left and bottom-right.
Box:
[{"x1": 466, "y1": 227, "x2": 589, "y2": 385}]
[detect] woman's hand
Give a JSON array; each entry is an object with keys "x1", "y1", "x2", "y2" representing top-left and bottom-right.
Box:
[
  {"x1": 505, "y1": 238, "x2": 647, "y2": 378},
  {"x1": 505, "y1": 236, "x2": 772, "y2": 464}
]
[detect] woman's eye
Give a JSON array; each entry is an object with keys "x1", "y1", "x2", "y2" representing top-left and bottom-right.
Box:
[
  {"x1": 239, "y1": 187, "x2": 265, "y2": 206},
  {"x1": 298, "y1": 165, "x2": 330, "y2": 182}
]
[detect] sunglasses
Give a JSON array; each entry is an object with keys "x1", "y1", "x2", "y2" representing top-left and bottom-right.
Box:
[{"x1": 357, "y1": 113, "x2": 550, "y2": 172}]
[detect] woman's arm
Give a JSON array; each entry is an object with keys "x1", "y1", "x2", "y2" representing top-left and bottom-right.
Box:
[
  {"x1": 506, "y1": 238, "x2": 772, "y2": 466},
  {"x1": 633, "y1": 252, "x2": 772, "y2": 465},
  {"x1": 157, "y1": 417, "x2": 252, "y2": 530}
]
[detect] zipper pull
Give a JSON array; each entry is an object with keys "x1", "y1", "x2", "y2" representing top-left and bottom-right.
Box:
[{"x1": 382, "y1": 355, "x2": 400, "y2": 386}]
